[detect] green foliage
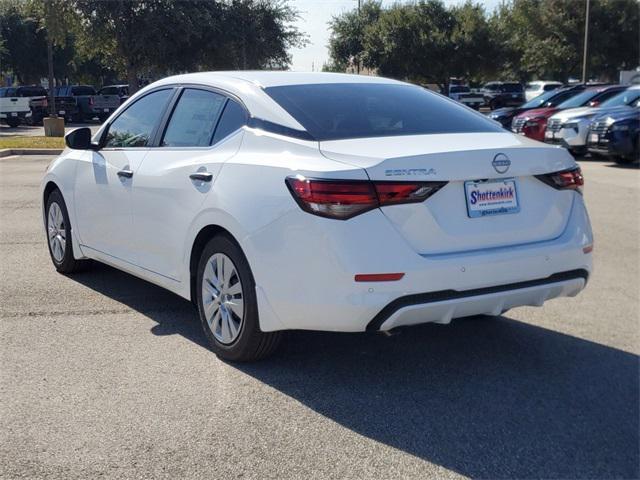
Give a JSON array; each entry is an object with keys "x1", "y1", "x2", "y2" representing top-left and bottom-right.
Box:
[
  {"x1": 0, "y1": 0, "x2": 305, "y2": 89},
  {"x1": 328, "y1": 1, "x2": 382, "y2": 72},
  {"x1": 327, "y1": 0, "x2": 640, "y2": 86}
]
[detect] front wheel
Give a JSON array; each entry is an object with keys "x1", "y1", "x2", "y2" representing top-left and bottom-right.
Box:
[
  {"x1": 45, "y1": 189, "x2": 88, "y2": 273},
  {"x1": 196, "y1": 235, "x2": 282, "y2": 362}
]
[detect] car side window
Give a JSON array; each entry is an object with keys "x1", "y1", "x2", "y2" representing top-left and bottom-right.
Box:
[
  {"x1": 162, "y1": 89, "x2": 226, "y2": 147},
  {"x1": 105, "y1": 89, "x2": 173, "y2": 148},
  {"x1": 212, "y1": 99, "x2": 247, "y2": 145}
]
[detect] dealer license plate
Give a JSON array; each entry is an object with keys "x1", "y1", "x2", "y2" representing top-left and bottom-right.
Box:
[{"x1": 464, "y1": 178, "x2": 520, "y2": 218}]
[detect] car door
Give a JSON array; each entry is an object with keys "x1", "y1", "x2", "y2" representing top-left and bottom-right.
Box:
[
  {"x1": 73, "y1": 88, "x2": 175, "y2": 264},
  {"x1": 130, "y1": 87, "x2": 247, "y2": 281}
]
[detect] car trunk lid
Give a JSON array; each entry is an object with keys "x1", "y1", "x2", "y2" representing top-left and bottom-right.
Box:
[{"x1": 319, "y1": 132, "x2": 576, "y2": 255}]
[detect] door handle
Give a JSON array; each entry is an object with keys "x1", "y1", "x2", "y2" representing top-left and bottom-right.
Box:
[
  {"x1": 117, "y1": 169, "x2": 134, "y2": 179},
  {"x1": 189, "y1": 172, "x2": 213, "y2": 182}
]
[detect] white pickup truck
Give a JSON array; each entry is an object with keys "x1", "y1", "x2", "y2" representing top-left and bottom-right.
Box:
[
  {"x1": 447, "y1": 85, "x2": 485, "y2": 110},
  {"x1": 0, "y1": 87, "x2": 32, "y2": 127}
]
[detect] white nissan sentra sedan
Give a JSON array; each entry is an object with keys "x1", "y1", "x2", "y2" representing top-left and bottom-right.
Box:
[{"x1": 42, "y1": 72, "x2": 593, "y2": 361}]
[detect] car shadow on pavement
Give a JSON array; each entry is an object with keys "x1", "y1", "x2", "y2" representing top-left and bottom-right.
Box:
[{"x1": 70, "y1": 262, "x2": 639, "y2": 479}]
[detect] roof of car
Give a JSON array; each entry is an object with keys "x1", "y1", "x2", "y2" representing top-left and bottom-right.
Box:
[
  {"x1": 155, "y1": 71, "x2": 403, "y2": 88},
  {"x1": 140, "y1": 71, "x2": 408, "y2": 131}
]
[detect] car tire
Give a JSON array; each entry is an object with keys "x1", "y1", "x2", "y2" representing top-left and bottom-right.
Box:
[
  {"x1": 196, "y1": 234, "x2": 282, "y2": 362},
  {"x1": 6, "y1": 118, "x2": 19, "y2": 128},
  {"x1": 45, "y1": 189, "x2": 88, "y2": 274},
  {"x1": 614, "y1": 155, "x2": 638, "y2": 165}
]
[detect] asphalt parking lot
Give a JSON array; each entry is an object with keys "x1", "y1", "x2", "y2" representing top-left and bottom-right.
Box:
[
  {"x1": 0, "y1": 155, "x2": 638, "y2": 479},
  {"x1": 0, "y1": 123, "x2": 101, "y2": 138}
]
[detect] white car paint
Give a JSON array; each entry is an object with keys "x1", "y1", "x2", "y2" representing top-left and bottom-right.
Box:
[
  {"x1": 525, "y1": 81, "x2": 563, "y2": 102},
  {"x1": 42, "y1": 71, "x2": 593, "y2": 334}
]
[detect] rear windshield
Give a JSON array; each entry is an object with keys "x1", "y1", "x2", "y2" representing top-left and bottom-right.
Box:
[
  {"x1": 99, "y1": 86, "x2": 119, "y2": 95},
  {"x1": 264, "y1": 83, "x2": 502, "y2": 141},
  {"x1": 71, "y1": 86, "x2": 96, "y2": 96},
  {"x1": 0, "y1": 87, "x2": 17, "y2": 97},
  {"x1": 17, "y1": 87, "x2": 46, "y2": 97},
  {"x1": 600, "y1": 89, "x2": 640, "y2": 107},
  {"x1": 450, "y1": 86, "x2": 470, "y2": 93},
  {"x1": 501, "y1": 83, "x2": 523, "y2": 93}
]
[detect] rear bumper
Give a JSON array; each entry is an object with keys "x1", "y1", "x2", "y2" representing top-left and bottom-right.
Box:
[
  {"x1": 0, "y1": 111, "x2": 30, "y2": 119},
  {"x1": 249, "y1": 193, "x2": 593, "y2": 333},
  {"x1": 370, "y1": 270, "x2": 587, "y2": 331}
]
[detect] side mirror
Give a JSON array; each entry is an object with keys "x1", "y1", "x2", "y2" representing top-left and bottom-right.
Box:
[{"x1": 65, "y1": 127, "x2": 96, "y2": 150}]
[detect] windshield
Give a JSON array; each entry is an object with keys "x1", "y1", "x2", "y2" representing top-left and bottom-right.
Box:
[
  {"x1": 450, "y1": 86, "x2": 470, "y2": 93},
  {"x1": 521, "y1": 89, "x2": 563, "y2": 108},
  {"x1": 600, "y1": 89, "x2": 640, "y2": 107},
  {"x1": 265, "y1": 83, "x2": 503, "y2": 141},
  {"x1": 557, "y1": 89, "x2": 602, "y2": 109},
  {"x1": 18, "y1": 87, "x2": 46, "y2": 97}
]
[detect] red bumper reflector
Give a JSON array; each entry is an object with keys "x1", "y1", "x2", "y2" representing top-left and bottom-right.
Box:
[
  {"x1": 583, "y1": 245, "x2": 593, "y2": 254},
  {"x1": 355, "y1": 273, "x2": 405, "y2": 282}
]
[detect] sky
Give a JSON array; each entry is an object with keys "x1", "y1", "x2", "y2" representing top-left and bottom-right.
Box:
[{"x1": 289, "y1": 0, "x2": 502, "y2": 71}]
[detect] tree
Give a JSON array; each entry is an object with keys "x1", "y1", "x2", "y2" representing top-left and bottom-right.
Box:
[
  {"x1": 327, "y1": 0, "x2": 639, "y2": 86},
  {"x1": 328, "y1": 0, "x2": 498, "y2": 88},
  {"x1": 0, "y1": 1, "x2": 48, "y2": 84},
  {"x1": 74, "y1": 0, "x2": 305, "y2": 95},
  {"x1": 327, "y1": 1, "x2": 382, "y2": 72},
  {"x1": 491, "y1": 0, "x2": 639, "y2": 82}
]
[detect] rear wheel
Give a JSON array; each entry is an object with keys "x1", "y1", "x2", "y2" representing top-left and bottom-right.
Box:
[
  {"x1": 45, "y1": 189, "x2": 88, "y2": 273},
  {"x1": 6, "y1": 118, "x2": 19, "y2": 128},
  {"x1": 196, "y1": 234, "x2": 282, "y2": 362}
]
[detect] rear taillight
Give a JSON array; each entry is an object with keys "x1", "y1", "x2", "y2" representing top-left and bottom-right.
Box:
[
  {"x1": 285, "y1": 176, "x2": 447, "y2": 220},
  {"x1": 535, "y1": 166, "x2": 584, "y2": 193},
  {"x1": 89, "y1": 97, "x2": 94, "y2": 106}
]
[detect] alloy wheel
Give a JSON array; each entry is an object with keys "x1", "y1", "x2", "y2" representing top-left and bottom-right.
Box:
[
  {"x1": 47, "y1": 202, "x2": 66, "y2": 262},
  {"x1": 201, "y1": 253, "x2": 244, "y2": 345}
]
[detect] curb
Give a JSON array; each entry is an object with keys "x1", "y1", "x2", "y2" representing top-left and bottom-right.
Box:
[{"x1": 0, "y1": 148, "x2": 63, "y2": 158}]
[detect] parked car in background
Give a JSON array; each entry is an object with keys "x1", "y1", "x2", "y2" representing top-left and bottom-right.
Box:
[
  {"x1": 481, "y1": 81, "x2": 525, "y2": 109},
  {"x1": 12, "y1": 85, "x2": 49, "y2": 125},
  {"x1": 512, "y1": 84, "x2": 627, "y2": 142},
  {"x1": 0, "y1": 87, "x2": 32, "y2": 127},
  {"x1": 51, "y1": 87, "x2": 80, "y2": 122},
  {"x1": 587, "y1": 107, "x2": 640, "y2": 165},
  {"x1": 545, "y1": 86, "x2": 639, "y2": 155},
  {"x1": 489, "y1": 85, "x2": 587, "y2": 129},
  {"x1": 525, "y1": 81, "x2": 562, "y2": 102},
  {"x1": 54, "y1": 85, "x2": 120, "y2": 122},
  {"x1": 447, "y1": 84, "x2": 484, "y2": 110},
  {"x1": 98, "y1": 84, "x2": 129, "y2": 105}
]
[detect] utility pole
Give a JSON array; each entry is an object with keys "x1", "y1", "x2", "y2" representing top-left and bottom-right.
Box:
[
  {"x1": 581, "y1": 0, "x2": 590, "y2": 83},
  {"x1": 44, "y1": 1, "x2": 57, "y2": 117},
  {"x1": 356, "y1": 0, "x2": 361, "y2": 74}
]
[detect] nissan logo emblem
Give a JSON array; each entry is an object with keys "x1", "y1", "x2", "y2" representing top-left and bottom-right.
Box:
[{"x1": 492, "y1": 153, "x2": 511, "y2": 174}]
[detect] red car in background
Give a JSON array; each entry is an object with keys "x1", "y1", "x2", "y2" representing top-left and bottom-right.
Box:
[{"x1": 511, "y1": 85, "x2": 627, "y2": 141}]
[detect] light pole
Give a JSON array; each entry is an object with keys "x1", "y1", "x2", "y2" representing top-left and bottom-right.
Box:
[
  {"x1": 356, "y1": 0, "x2": 361, "y2": 74},
  {"x1": 581, "y1": 0, "x2": 590, "y2": 83}
]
